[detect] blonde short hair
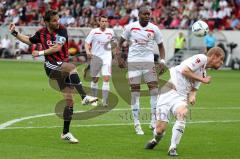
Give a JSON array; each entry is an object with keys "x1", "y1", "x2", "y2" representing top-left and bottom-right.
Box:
[{"x1": 207, "y1": 46, "x2": 225, "y2": 57}]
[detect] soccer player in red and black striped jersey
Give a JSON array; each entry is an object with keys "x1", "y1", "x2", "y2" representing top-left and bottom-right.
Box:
[{"x1": 9, "y1": 10, "x2": 97, "y2": 143}]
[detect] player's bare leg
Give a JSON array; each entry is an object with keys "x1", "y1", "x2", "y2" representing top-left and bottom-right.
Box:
[
  {"x1": 145, "y1": 120, "x2": 167, "y2": 149},
  {"x1": 60, "y1": 86, "x2": 78, "y2": 143},
  {"x1": 168, "y1": 104, "x2": 188, "y2": 156},
  {"x1": 147, "y1": 81, "x2": 158, "y2": 129},
  {"x1": 130, "y1": 84, "x2": 144, "y2": 135}
]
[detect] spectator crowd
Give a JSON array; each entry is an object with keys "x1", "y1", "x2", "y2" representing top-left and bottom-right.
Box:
[
  {"x1": 0, "y1": 0, "x2": 240, "y2": 60},
  {"x1": 0, "y1": 0, "x2": 240, "y2": 30}
]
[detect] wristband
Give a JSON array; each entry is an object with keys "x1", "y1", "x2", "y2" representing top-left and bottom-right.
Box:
[
  {"x1": 38, "y1": 50, "x2": 45, "y2": 56},
  {"x1": 11, "y1": 30, "x2": 18, "y2": 37},
  {"x1": 159, "y1": 59, "x2": 165, "y2": 64}
]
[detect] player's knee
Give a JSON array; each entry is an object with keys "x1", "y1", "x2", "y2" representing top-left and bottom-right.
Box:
[
  {"x1": 131, "y1": 84, "x2": 140, "y2": 92},
  {"x1": 103, "y1": 76, "x2": 110, "y2": 82},
  {"x1": 92, "y1": 77, "x2": 99, "y2": 83},
  {"x1": 65, "y1": 98, "x2": 74, "y2": 107},
  {"x1": 175, "y1": 105, "x2": 188, "y2": 120},
  {"x1": 147, "y1": 81, "x2": 158, "y2": 90},
  {"x1": 69, "y1": 73, "x2": 81, "y2": 85}
]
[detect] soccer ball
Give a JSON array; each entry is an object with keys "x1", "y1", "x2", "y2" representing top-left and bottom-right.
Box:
[{"x1": 192, "y1": 20, "x2": 209, "y2": 37}]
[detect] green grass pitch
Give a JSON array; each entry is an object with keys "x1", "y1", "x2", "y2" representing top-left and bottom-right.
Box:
[{"x1": 0, "y1": 60, "x2": 240, "y2": 159}]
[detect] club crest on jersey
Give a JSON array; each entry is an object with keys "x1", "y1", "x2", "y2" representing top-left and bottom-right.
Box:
[
  {"x1": 195, "y1": 58, "x2": 201, "y2": 64},
  {"x1": 147, "y1": 33, "x2": 151, "y2": 38}
]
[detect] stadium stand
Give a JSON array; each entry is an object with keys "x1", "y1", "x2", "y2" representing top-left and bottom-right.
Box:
[
  {"x1": 0, "y1": 0, "x2": 239, "y2": 68},
  {"x1": 0, "y1": 0, "x2": 239, "y2": 30}
]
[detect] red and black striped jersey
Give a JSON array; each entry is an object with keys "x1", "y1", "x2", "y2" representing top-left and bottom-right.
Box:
[{"x1": 29, "y1": 25, "x2": 69, "y2": 63}]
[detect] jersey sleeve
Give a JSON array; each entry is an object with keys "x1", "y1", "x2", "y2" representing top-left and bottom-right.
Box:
[
  {"x1": 185, "y1": 54, "x2": 207, "y2": 72},
  {"x1": 111, "y1": 30, "x2": 118, "y2": 43},
  {"x1": 85, "y1": 29, "x2": 95, "y2": 44},
  {"x1": 193, "y1": 81, "x2": 201, "y2": 90},
  {"x1": 29, "y1": 31, "x2": 41, "y2": 44},
  {"x1": 121, "y1": 24, "x2": 131, "y2": 40},
  {"x1": 56, "y1": 28, "x2": 68, "y2": 45},
  {"x1": 154, "y1": 26, "x2": 163, "y2": 44}
]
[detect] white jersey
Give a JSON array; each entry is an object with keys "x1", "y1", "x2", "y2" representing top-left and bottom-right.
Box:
[
  {"x1": 170, "y1": 54, "x2": 207, "y2": 98},
  {"x1": 121, "y1": 21, "x2": 163, "y2": 62},
  {"x1": 85, "y1": 28, "x2": 115, "y2": 63}
]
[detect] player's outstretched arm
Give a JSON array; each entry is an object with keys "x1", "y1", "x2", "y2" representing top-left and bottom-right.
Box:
[
  {"x1": 9, "y1": 23, "x2": 32, "y2": 45},
  {"x1": 32, "y1": 33, "x2": 67, "y2": 57},
  {"x1": 182, "y1": 67, "x2": 211, "y2": 84},
  {"x1": 32, "y1": 44, "x2": 62, "y2": 57}
]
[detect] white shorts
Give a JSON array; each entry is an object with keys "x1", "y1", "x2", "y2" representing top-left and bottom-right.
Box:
[
  {"x1": 90, "y1": 57, "x2": 111, "y2": 77},
  {"x1": 156, "y1": 90, "x2": 187, "y2": 123},
  {"x1": 128, "y1": 62, "x2": 157, "y2": 84}
]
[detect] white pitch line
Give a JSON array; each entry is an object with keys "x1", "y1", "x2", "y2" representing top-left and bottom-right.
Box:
[
  {"x1": 3, "y1": 120, "x2": 240, "y2": 130},
  {"x1": 0, "y1": 113, "x2": 55, "y2": 129},
  {"x1": 112, "y1": 107, "x2": 240, "y2": 111},
  {"x1": 0, "y1": 107, "x2": 239, "y2": 130}
]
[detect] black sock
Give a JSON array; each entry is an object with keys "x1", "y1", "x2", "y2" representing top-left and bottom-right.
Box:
[
  {"x1": 69, "y1": 74, "x2": 86, "y2": 99},
  {"x1": 63, "y1": 106, "x2": 73, "y2": 134},
  {"x1": 63, "y1": 120, "x2": 71, "y2": 134},
  {"x1": 75, "y1": 84, "x2": 86, "y2": 99}
]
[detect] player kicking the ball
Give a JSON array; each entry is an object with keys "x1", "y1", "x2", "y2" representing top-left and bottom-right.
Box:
[
  {"x1": 145, "y1": 47, "x2": 224, "y2": 156},
  {"x1": 9, "y1": 10, "x2": 97, "y2": 143}
]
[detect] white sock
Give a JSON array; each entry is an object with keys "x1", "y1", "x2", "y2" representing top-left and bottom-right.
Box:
[
  {"x1": 91, "y1": 81, "x2": 98, "y2": 97},
  {"x1": 131, "y1": 92, "x2": 140, "y2": 125},
  {"x1": 150, "y1": 95, "x2": 157, "y2": 123},
  {"x1": 170, "y1": 120, "x2": 186, "y2": 149},
  {"x1": 150, "y1": 88, "x2": 158, "y2": 125},
  {"x1": 153, "y1": 128, "x2": 165, "y2": 143},
  {"x1": 102, "y1": 82, "x2": 110, "y2": 104}
]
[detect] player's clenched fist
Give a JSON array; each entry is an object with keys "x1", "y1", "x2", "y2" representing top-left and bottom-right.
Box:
[
  {"x1": 32, "y1": 50, "x2": 45, "y2": 57},
  {"x1": 201, "y1": 76, "x2": 211, "y2": 84},
  {"x1": 158, "y1": 63, "x2": 166, "y2": 75},
  {"x1": 9, "y1": 23, "x2": 16, "y2": 32},
  {"x1": 188, "y1": 94, "x2": 196, "y2": 105},
  {"x1": 32, "y1": 50, "x2": 40, "y2": 57},
  {"x1": 9, "y1": 23, "x2": 19, "y2": 37}
]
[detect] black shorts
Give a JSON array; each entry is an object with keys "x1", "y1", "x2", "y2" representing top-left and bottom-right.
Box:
[{"x1": 44, "y1": 61, "x2": 71, "y2": 90}]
